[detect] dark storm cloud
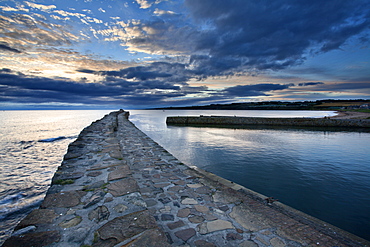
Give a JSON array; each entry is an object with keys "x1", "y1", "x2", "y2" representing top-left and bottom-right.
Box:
[
  {"x1": 4, "y1": 67, "x2": 350, "y2": 107},
  {"x1": 92, "y1": 61, "x2": 194, "y2": 85},
  {"x1": 93, "y1": 56, "x2": 244, "y2": 88},
  {"x1": 76, "y1": 69, "x2": 96, "y2": 74},
  {"x1": 100, "y1": 66, "x2": 172, "y2": 81},
  {"x1": 0, "y1": 70, "x2": 186, "y2": 96},
  {"x1": 105, "y1": 77, "x2": 181, "y2": 91},
  {"x1": 185, "y1": 0, "x2": 369, "y2": 58},
  {"x1": 298, "y1": 82, "x2": 324, "y2": 87},
  {"x1": 0, "y1": 72, "x2": 123, "y2": 97},
  {"x1": 117, "y1": 0, "x2": 370, "y2": 80},
  {"x1": 129, "y1": 0, "x2": 368, "y2": 76},
  {"x1": 0, "y1": 69, "x2": 189, "y2": 106},
  {"x1": 79, "y1": 59, "x2": 295, "y2": 104},
  {"x1": 188, "y1": 55, "x2": 243, "y2": 78},
  {"x1": 222, "y1": 84, "x2": 292, "y2": 97},
  {"x1": 0, "y1": 43, "x2": 22, "y2": 53},
  {"x1": 0, "y1": 68, "x2": 13, "y2": 73}
]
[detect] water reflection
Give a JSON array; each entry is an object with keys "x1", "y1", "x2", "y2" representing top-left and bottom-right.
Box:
[{"x1": 129, "y1": 110, "x2": 370, "y2": 240}]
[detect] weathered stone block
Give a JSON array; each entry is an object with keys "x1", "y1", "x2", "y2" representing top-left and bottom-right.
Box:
[
  {"x1": 124, "y1": 228, "x2": 170, "y2": 247},
  {"x1": 83, "y1": 189, "x2": 106, "y2": 208},
  {"x1": 58, "y1": 216, "x2": 82, "y2": 228},
  {"x1": 194, "y1": 240, "x2": 217, "y2": 247},
  {"x1": 107, "y1": 178, "x2": 139, "y2": 197},
  {"x1": 177, "y1": 208, "x2": 191, "y2": 218},
  {"x1": 174, "y1": 228, "x2": 196, "y2": 242},
  {"x1": 198, "y1": 219, "x2": 234, "y2": 234},
  {"x1": 161, "y1": 214, "x2": 174, "y2": 221},
  {"x1": 40, "y1": 191, "x2": 86, "y2": 208},
  {"x1": 167, "y1": 220, "x2": 185, "y2": 230},
  {"x1": 181, "y1": 198, "x2": 198, "y2": 205},
  {"x1": 94, "y1": 210, "x2": 158, "y2": 247},
  {"x1": 15, "y1": 209, "x2": 58, "y2": 230},
  {"x1": 108, "y1": 165, "x2": 131, "y2": 181},
  {"x1": 2, "y1": 231, "x2": 61, "y2": 247},
  {"x1": 89, "y1": 205, "x2": 110, "y2": 222}
]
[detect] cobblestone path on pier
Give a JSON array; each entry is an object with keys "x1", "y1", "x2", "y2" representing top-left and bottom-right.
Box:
[{"x1": 3, "y1": 110, "x2": 369, "y2": 247}]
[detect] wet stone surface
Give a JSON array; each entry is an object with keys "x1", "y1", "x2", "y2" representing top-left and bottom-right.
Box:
[{"x1": 3, "y1": 110, "x2": 370, "y2": 247}]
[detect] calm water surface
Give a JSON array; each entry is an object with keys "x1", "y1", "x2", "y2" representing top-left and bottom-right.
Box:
[{"x1": 129, "y1": 110, "x2": 370, "y2": 241}]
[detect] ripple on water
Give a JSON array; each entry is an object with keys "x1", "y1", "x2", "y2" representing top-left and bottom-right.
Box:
[{"x1": 0, "y1": 110, "x2": 113, "y2": 245}]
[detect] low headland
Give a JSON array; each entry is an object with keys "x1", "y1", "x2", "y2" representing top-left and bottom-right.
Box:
[
  {"x1": 153, "y1": 99, "x2": 370, "y2": 112},
  {"x1": 3, "y1": 110, "x2": 370, "y2": 246}
]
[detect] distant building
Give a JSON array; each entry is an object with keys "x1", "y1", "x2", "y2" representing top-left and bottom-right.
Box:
[
  {"x1": 345, "y1": 104, "x2": 370, "y2": 110},
  {"x1": 360, "y1": 104, "x2": 370, "y2": 109}
]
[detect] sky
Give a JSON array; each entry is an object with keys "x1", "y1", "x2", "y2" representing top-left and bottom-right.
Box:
[{"x1": 0, "y1": 0, "x2": 369, "y2": 109}]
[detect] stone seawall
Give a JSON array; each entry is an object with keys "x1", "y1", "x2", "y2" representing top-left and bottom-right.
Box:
[
  {"x1": 166, "y1": 116, "x2": 370, "y2": 128},
  {"x1": 3, "y1": 110, "x2": 370, "y2": 247}
]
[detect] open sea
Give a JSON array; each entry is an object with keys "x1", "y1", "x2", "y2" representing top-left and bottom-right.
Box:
[
  {"x1": 0, "y1": 110, "x2": 113, "y2": 245},
  {"x1": 1, "y1": 109, "x2": 370, "y2": 244}
]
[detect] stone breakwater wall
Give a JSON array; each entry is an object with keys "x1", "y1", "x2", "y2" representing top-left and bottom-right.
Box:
[
  {"x1": 3, "y1": 110, "x2": 370, "y2": 247},
  {"x1": 166, "y1": 115, "x2": 370, "y2": 128}
]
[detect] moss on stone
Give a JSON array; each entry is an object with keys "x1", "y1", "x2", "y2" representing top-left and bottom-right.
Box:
[
  {"x1": 93, "y1": 232, "x2": 99, "y2": 243},
  {"x1": 83, "y1": 182, "x2": 109, "y2": 192},
  {"x1": 53, "y1": 179, "x2": 75, "y2": 185},
  {"x1": 101, "y1": 182, "x2": 109, "y2": 190}
]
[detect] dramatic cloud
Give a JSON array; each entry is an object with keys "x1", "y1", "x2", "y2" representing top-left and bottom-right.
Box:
[
  {"x1": 223, "y1": 84, "x2": 293, "y2": 97},
  {"x1": 0, "y1": 43, "x2": 22, "y2": 53},
  {"x1": 0, "y1": 66, "x2": 298, "y2": 107},
  {"x1": 96, "y1": 0, "x2": 370, "y2": 80},
  {"x1": 184, "y1": 0, "x2": 369, "y2": 63},
  {"x1": 0, "y1": 0, "x2": 369, "y2": 109},
  {"x1": 100, "y1": 66, "x2": 172, "y2": 81},
  {"x1": 0, "y1": 12, "x2": 80, "y2": 48},
  {"x1": 102, "y1": 19, "x2": 200, "y2": 55},
  {"x1": 298, "y1": 82, "x2": 324, "y2": 87},
  {"x1": 78, "y1": 61, "x2": 191, "y2": 84},
  {"x1": 0, "y1": 68, "x2": 189, "y2": 107},
  {"x1": 0, "y1": 71, "x2": 125, "y2": 97}
]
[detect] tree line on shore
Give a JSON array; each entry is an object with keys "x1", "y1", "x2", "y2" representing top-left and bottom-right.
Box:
[{"x1": 153, "y1": 99, "x2": 370, "y2": 111}]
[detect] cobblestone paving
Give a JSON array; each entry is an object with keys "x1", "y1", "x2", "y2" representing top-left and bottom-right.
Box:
[{"x1": 3, "y1": 110, "x2": 369, "y2": 247}]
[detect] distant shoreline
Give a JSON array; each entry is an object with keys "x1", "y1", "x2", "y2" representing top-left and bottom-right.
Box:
[{"x1": 331, "y1": 111, "x2": 370, "y2": 119}]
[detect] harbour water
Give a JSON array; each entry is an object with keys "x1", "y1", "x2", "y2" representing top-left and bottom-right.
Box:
[
  {"x1": 129, "y1": 110, "x2": 370, "y2": 241},
  {"x1": 0, "y1": 109, "x2": 369, "y2": 244}
]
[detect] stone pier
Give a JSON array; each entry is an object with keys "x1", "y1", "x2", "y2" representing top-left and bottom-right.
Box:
[
  {"x1": 166, "y1": 116, "x2": 370, "y2": 128},
  {"x1": 3, "y1": 110, "x2": 370, "y2": 246}
]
